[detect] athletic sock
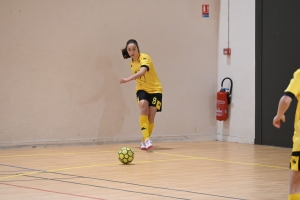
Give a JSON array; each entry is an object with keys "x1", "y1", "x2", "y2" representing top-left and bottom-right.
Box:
[
  {"x1": 289, "y1": 194, "x2": 300, "y2": 200},
  {"x1": 139, "y1": 115, "x2": 149, "y2": 141}
]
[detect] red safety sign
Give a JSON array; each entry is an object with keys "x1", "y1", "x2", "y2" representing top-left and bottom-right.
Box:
[{"x1": 202, "y1": 4, "x2": 209, "y2": 18}]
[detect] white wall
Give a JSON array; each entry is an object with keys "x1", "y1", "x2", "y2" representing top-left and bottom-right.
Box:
[
  {"x1": 0, "y1": 0, "x2": 220, "y2": 147},
  {"x1": 0, "y1": 0, "x2": 256, "y2": 147},
  {"x1": 217, "y1": 0, "x2": 255, "y2": 143}
]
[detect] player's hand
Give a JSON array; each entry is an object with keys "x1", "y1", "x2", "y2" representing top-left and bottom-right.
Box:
[
  {"x1": 273, "y1": 114, "x2": 286, "y2": 129},
  {"x1": 120, "y1": 78, "x2": 130, "y2": 84}
]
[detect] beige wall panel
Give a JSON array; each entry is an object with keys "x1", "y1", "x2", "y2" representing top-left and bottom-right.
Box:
[{"x1": 0, "y1": 0, "x2": 219, "y2": 147}]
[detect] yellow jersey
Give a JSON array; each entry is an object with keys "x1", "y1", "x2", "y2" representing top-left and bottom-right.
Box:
[
  {"x1": 285, "y1": 69, "x2": 300, "y2": 151},
  {"x1": 130, "y1": 53, "x2": 162, "y2": 94}
]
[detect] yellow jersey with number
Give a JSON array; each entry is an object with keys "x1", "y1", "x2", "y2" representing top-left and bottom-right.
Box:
[
  {"x1": 285, "y1": 69, "x2": 300, "y2": 151},
  {"x1": 130, "y1": 53, "x2": 162, "y2": 94}
]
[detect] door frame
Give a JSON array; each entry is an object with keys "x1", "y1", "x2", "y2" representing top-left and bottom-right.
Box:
[{"x1": 255, "y1": 0, "x2": 262, "y2": 144}]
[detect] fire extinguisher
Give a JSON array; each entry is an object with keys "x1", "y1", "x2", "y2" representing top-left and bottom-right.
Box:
[{"x1": 216, "y1": 77, "x2": 233, "y2": 121}]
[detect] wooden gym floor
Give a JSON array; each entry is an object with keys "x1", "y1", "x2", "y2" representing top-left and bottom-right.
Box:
[{"x1": 0, "y1": 141, "x2": 290, "y2": 200}]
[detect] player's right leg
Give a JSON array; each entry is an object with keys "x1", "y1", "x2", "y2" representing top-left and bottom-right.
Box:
[
  {"x1": 288, "y1": 153, "x2": 300, "y2": 199},
  {"x1": 136, "y1": 90, "x2": 150, "y2": 150},
  {"x1": 148, "y1": 93, "x2": 162, "y2": 138}
]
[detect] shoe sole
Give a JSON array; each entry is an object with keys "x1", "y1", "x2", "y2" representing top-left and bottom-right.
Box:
[
  {"x1": 140, "y1": 147, "x2": 146, "y2": 150},
  {"x1": 146, "y1": 145, "x2": 153, "y2": 150}
]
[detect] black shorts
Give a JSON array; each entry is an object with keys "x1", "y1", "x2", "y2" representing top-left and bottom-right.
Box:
[
  {"x1": 290, "y1": 152, "x2": 300, "y2": 171},
  {"x1": 136, "y1": 90, "x2": 162, "y2": 112}
]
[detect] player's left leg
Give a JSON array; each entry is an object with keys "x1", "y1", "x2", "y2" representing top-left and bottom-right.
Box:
[
  {"x1": 289, "y1": 170, "x2": 300, "y2": 199},
  {"x1": 146, "y1": 93, "x2": 162, "y2": 148},
  {"x1": 148, "y1": 106, "x2": 157, "y2": 137}
]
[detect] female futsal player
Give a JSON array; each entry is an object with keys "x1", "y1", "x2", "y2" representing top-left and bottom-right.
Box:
[
  {"x1": 120, "y1": 39, "x2": 163, "y2": 150},
  {"x1": 273, "y1": 69, "x2": 300, "y2": 200}
]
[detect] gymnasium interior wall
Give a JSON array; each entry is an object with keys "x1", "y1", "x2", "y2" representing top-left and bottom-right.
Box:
[
  {"x1": 0, "y1": 0, "x2": 221, "y2": 147},
  {"x1": 217, "y1": 0, "x2": 255, "y2": 144}
]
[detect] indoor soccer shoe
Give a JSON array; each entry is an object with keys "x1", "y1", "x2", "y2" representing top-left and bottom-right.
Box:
[
  {"x1": 145, "y1": 139, "x2": 153, "y2": 150},
  {"x1": 140, "y1": 142, "x2": 146, "y2": 150}
]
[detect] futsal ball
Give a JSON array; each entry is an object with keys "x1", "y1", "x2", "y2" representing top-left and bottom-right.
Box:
[{"x1": 118, "y1": 147, "x2": 134, "y2": 164}]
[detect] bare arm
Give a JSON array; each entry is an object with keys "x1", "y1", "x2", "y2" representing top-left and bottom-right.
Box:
[
  {"x1": 120, "y1": 67, "x2": 147, "y2": 84},
  {"x1": 273, "y1": 95, "x2": 292, "y2": 128}
]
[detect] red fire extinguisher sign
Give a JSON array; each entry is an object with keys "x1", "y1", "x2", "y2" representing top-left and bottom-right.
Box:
[{"x1": 202, "y1": 4, "x2": 209, "y2": 18}]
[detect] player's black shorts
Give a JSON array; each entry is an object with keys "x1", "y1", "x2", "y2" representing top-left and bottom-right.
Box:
[
  {"x1": 136, "y1": 90, "x2": 162, "y2": 112},
  {"x1": 290, "y1": 151, "x2": 300, "y2": 171}
]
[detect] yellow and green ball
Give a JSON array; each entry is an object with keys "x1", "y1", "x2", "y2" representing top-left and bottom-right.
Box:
[{"x1": 118, "y1": 147, "x2": 134, "y2": 164}]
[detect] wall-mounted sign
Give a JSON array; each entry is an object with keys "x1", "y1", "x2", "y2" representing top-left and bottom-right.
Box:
[{"x1": 202, "y1": 4, "x2": 209, "y2": 18}]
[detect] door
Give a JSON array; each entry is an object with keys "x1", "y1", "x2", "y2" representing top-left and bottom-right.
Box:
[{"x1": 256, "y1": 0, "x2": 300, "y2": 147}]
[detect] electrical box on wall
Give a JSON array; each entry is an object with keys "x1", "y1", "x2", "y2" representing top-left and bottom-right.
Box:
[{"x1": 223, "y1": 48, "x2": 231, "y2": 55}]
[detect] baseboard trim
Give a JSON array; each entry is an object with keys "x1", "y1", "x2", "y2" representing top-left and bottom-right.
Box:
[
  {"x1": 0, "y1": 134, "x2": 217, "y2": 149},
  {"x1": 217, "y1": 135, "x2": 254, "y2": 144}
]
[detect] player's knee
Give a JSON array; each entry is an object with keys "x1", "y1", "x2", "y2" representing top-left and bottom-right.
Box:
[
  {"x1": 139, "y1": 105, "x2": 149, "y2": 115},
  {"x1": 139, "y1": 100, "x2": 148, "y2": 107}
]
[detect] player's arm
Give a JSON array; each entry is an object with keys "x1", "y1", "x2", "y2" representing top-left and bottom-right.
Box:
[
  {"x1": 273, "y1": 69, "x2": 300, "y2": 128},
  {"x1": 120, "y1": 66, "x2": 148, "y2": 84},
  {"x1": 273, "y1": 93, "x2": 294, "y2": 128},
  {"x1": 128, "y1": 66, "x2": 147, "y2": 80}
]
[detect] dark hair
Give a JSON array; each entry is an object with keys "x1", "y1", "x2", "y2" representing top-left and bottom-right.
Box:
[{"x1": 121, "y1": 39, "x2": 140, "y2": 59}]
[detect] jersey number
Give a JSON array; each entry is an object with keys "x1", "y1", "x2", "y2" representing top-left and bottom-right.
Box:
[{"x1": 152, "y1": 97, "x2": 157, "y2": 104}]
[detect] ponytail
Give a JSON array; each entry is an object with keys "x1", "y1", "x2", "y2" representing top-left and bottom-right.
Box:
[
  {"x1": 122, "y1": 47, "x2": 130, "y2": 59},
  {"x1": 121, "y1": 39, "x2": 140, "y2": 59}
]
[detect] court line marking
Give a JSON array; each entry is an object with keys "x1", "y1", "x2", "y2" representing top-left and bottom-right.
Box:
[
  {"x1": 4, "y1": 174, "x2": 191, "y2": 200},
  {"x1": 0, "y1": 151, "x2": 114, "y2": 158},
  {"x1": 0, "y1": 182, "x2": 106, "y2": 200},
  {"x1": 27, "y1": 174, "x2": 240, "y2": 200},
  {"x1": 0, "y1": 164, "x2": 247, "y2": 200},
  {"x1": 0, "y1": 176, "x2": 78, "y2": 182},
  {"x1": 0, "y1": 164, "x2": 246, "y2": 200},
  {"x1": 27, "y1": 174, "x2": 246, "y2": 200},
  {"x1": 0, "y1": 158, "x2": 195, "y2": 180},
  {"x1": 0, "y1": 148, "x2": 286, "y2": 200},
  {"x1": 0, "y1": 151, "x2": 288, "y2": 181},
  {"x1": 153, "y1": 151, "x2": 288, "y2": 169},
  {"x1": 0, "y1": 150, "x2": 287, "y2": 170}
]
